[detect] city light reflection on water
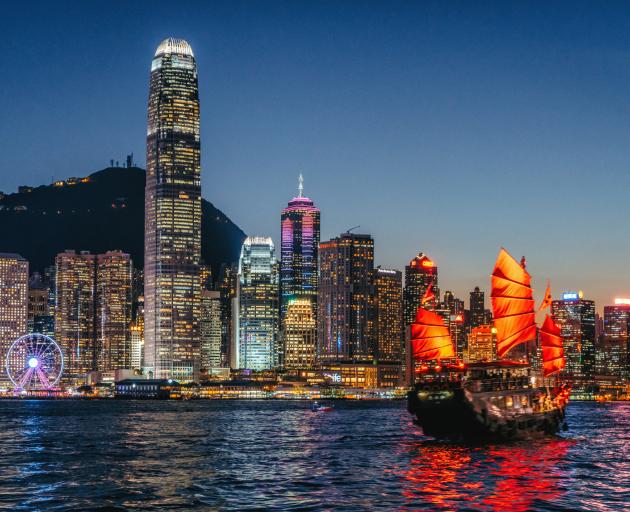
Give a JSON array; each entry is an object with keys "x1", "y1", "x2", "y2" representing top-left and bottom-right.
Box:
[{"x1": 0, "y1": 400, "x2": 626, "y2": 511}]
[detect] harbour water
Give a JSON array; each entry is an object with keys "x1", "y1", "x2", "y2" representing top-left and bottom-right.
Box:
[{"x1": 0, "y1": 400, "x2": 626, "y2": 511}]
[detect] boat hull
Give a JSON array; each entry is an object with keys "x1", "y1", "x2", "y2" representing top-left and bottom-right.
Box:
[{"x1": 407, "y1": 384, "x2": 566, "y2": 442}]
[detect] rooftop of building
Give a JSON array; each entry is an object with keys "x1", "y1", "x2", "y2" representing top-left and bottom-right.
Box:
[{"x1": 155, "y1": 38, "x2": 194, "y2": 58}]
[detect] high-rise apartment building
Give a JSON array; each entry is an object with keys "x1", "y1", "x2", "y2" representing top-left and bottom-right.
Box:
[
  {"x1": 318, "y1": 232, "x2": 374, "y2": 360},
  {"x1": 96, "y1": 252, "x2": 132, "y2": 371},
  {"x1": 144, "y1": 38, "x2": 201, "y2": 382},
  {"x1": 0, "y1": 254, "x2": 28, "y2": 384},
  {"x1": 55, "y1": 250, "x2": 132, "y2": 379},
  {"x1": 403, "y1": 253, "x2": 438, "y2": 326},
  {"x1": 373, "y1": 267, "x2": 403, "y2": 360},
  {"x1": 283, "y1": 299, "x2": 317, "y2": 369},
  {"x1": 200, "y1": 290, "x2": 223, "y2": 371},
  {"x1": 280, "y1": 176, "x2": 320, "y2": 328},
  {"x1": 55, "y1": 251, "x2": 97, "y2": 379},
  {"x1": 469, "y1": 286, "x2": 485, "y2": 329},
  {"x1": 602, "y1": 300, "x2": 630, "y2": 379},
  {"x1": 235, "y1": 237, "x2": 279, "y2": 370},
  {"x1": 552, "y1": 292, "x2": 596, "y2": 378}
]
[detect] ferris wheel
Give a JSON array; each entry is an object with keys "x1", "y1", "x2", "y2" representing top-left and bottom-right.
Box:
[{"x1": 6, "y1": 334, "x2": 64, "y2": 390}]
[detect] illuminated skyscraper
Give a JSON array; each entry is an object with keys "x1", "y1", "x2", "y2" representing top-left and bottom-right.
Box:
[
  {"x1": 602, "y1": 300, "x2": 630, "y2": 379},
  {"x1": 0, "y1": 254, "x2": 28, "y2": 385},
  {"x1": 403, "y1": 253, "x2": 437, "y2": 326},
  {"x1": 469, "y1": 287, "x2": 485, "y2": 329},
  {"x1": 55, "y1": 251, "x2": 97, "y2": 379},
  {"x1": 236, "y1": 237, "x2": 279, "y2": 370},
  {"x1": 283, "y1": 299, "x2": 316, "y2": 369},
  {"x1": 373, "y1": 267, "x2": 403, "y2": 360},
  {"x1": 144, "y1": 38, "x2": 201, "y2": 382},
  {"x1": 552, "y1": 292, "x2": 596, "y2": 378},
  {"x1": 96, "y1": 251, "x2": 132, "y2": 371},
  {"x1": 56, "y1": 250, "x2": 133, "y2": 379},
  {"x1": 200, "y1": 290, "x2": 222, "y2": 371},
  {"x1": 280, "y1": 175, "x2": 320, "y2": 326},
  {"x1": 318, "y1": 232, "x2": 374, "y2": 360}
]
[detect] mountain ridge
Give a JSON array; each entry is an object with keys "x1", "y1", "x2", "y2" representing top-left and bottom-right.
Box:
[{"x1": 0, "y1": 166, "x2": 246, "y2": 276}]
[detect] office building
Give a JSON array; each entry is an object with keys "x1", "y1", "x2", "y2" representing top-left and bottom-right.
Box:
[
  {"x1": 144, "y1": 38, "x2": 201, "y2": 382},
  {"x1": 283, "y1": 299, "x2": 317, "y2": 369},
  {"x1": 0, "y1": 254, "x2": 28, "y2": 385},
  {"x1": 318, "y1": 232, "x2": 374, "y2": 360},
  {"x1": 96, "y1": 251, "x2": 132, "y2": 371},
  {"x1": 201, "y1": 290, "x2": 223, "y2": 371},
  {"x1": 235, "y1": 237, "x2": 279, "y2": 370},
  {"x1": 469, "y1": 286, "x2": 485, "y2": 329},
  {"x1": 551, "y1": 292, "x2": 596, "y2": 378},
  {"x1": 280, "y1": 175, "x2": 320, "y2": 326},
  {"x1": 465, "y1": 324, "x2": 497, "y2": 362},
  {"x1": 373, "y1": 268, "x2": 403, "y2": 360},
  {"x1": 404, "y1": 253, "x2": 438, "y2": 325}
]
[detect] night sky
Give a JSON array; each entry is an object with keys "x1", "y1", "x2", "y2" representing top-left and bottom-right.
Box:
[{"x1": 2, "y1": 1, "x2": 630, "y2": 309}]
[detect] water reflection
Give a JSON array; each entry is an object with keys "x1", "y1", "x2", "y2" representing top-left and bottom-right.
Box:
[{"x1": 402, "y1": 438, "x2": 571, "y2": 511}]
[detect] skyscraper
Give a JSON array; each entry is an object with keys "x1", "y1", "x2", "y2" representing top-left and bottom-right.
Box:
[
  {"x1": 144, "y1": 38, "x2": 202, "y2": 382},
  {"x1": 403, "y1": 253, "x2": 438, "y2": 326},
  {"x1": 96, "y1": 251, "x2": 132, "y2": 372},
  {"x1": 55, "y1": 250, "x2": 132, "y2": 380},
  {"x1": 373, "y1": 267, "x2": 403, "y2": 360},
  {"x1": 552, "y1": 292, "x2": 596, "y2": 379},
  {"x1": 602, "y1": 300, "x2": 630, "y2": 379},
  {"x1": 0, "y1": 254, "x2": 28, "y2": 385},
  {"x1": 55, "y1": 251, "x2": 97, "y2": 379},
  {"x1": 283, "y1": 298, "x2": 317, "y2": 369},
  {"x1": 200, "y1": 290, "x2": 223, "y2": 371},
  {"x1": 469, "y1": 286, "x2": 485, "y2": 329},
  {"x1": 318, "y1": 232, "x2": 374, "y2": 360},
  {"x1": 235, "y1": 237, "x2": 279, "y2": 370},
  {"x1": 280, "y1": 175, "x2": 320, "y2": 325}
]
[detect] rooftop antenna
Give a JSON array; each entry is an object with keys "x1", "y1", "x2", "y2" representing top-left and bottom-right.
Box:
[
  {"x1": 298, "y1": 173, "x2": 304, "y2": 197},
  {"x1": 346, "y1": 225, "x2": 360, "y2": 234}
]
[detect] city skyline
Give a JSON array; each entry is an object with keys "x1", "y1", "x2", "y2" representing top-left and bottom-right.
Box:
[{"x1": 2, "y1": 2, "x2": 630, "y2": 309}]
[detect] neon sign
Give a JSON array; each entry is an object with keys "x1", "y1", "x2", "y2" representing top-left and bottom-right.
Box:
[{"x1": 562, "y1": 292, "x2": 579, "y2": 301}]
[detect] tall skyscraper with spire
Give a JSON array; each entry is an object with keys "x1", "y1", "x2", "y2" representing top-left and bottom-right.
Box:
[
  {"x1": 280, "y1": 175, "x2": 320, "y2": 324},
  {"x1": 144, "y1": 38, "x2": 201, "y2": 382}
]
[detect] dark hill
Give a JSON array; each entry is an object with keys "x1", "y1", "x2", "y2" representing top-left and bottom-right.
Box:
[{"x1": 0, "y1": 167, "x2": 246, "y2": 276}]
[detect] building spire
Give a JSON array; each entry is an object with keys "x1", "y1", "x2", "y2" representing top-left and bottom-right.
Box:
[{"x1": 298, "y1": 173, "x2": 304, "y2": 197}]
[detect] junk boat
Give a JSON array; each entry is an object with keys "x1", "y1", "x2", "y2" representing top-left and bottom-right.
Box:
[{"x1": 407, "y1": 248, "x2": 570, "y2": 441}]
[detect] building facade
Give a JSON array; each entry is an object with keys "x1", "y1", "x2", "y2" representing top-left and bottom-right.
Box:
[
  {"x1": 465, "y1": 324, "x2": 497, "y2": 362},
  {"x1": 280, "y1": 176, "x2": 320, "y2": 328},
  {"x1": 96, "y1": 252, "x2": 132, "y2": 371},
  {"x1": 551, "y1": 292, "x2": 596, "y2": 379},
  {"x1": 318, "y1": 233, "x2": 374, "y2": 360},
  {"x1": 236, "y1": 237, "x2": 279, "y2": 371},
  {"x1": 200, "y1": 290, "x2": 223, "y2": 371},
  {"x1": 602, "y1": 301, "x2": 630, "y2": 379},
  {"x1": 469, "y1": 286, "x2": 485, "y2": 329},
  {"x1": 403, "y1": 253, "x2": 438, "y2": 326},
  {"x1": 55, "y1": 251, "x2": 97, "y2": 379},
  {"x1": 55, "y1": 250, "x2": 132, "y2": 380},
  {"x1": 373, "y1": 267, "x2": 403, "y2": 361},
  {"x1": 144, "y1": 38, "x2": 202, "y2": 382},
  {"x1": 0, "y1": 254, "x2": 28, "y2": 385},
  {"x1": 283, "y1": 299, "x2": 317, "y2": 369}
]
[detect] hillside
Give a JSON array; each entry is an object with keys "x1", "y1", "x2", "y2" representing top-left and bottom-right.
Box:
[{"x1": 0, "y1": 167, "x2": 246, "y2": 276}]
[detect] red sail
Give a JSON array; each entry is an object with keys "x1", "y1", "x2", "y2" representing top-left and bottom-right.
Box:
[
  {"x1": 410, "y1": 307, "x2": 455, "y2": 360},
  {"x1": 540, "y1": 314, "x2": 565, "y2": 377},
  {"x1": 491, "y1": 248, "x2": 537, "y2": 358}
]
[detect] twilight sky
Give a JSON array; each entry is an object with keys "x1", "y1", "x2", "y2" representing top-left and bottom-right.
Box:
[{"x1": 2, "y1": 1, "x2": 630, "y2": 309}]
